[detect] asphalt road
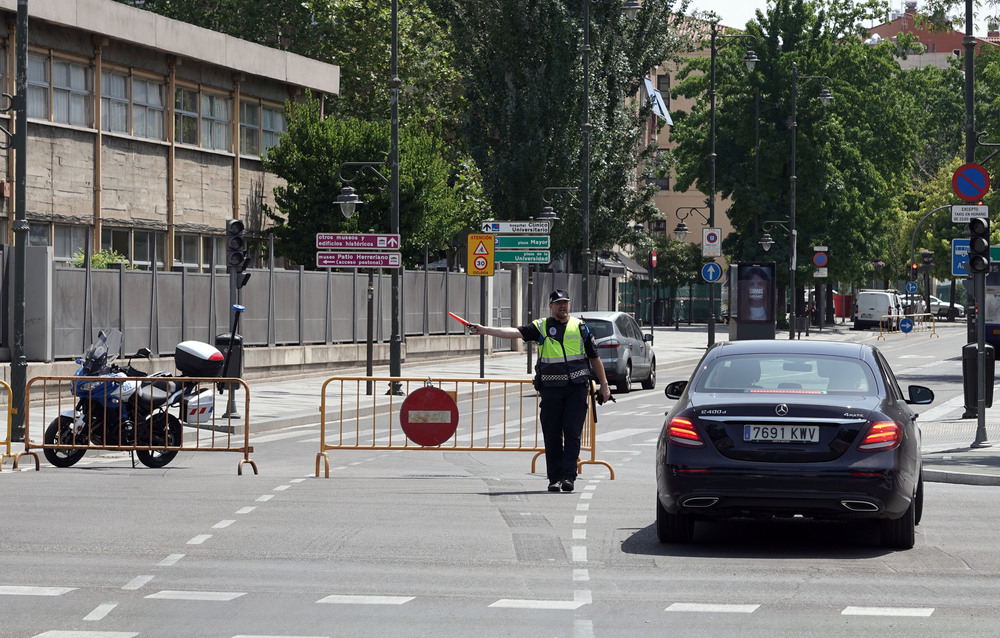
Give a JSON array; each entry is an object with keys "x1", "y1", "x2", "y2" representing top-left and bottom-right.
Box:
[{"x1": 4, "y1": 324, "x2": 1000, "y2": 637}]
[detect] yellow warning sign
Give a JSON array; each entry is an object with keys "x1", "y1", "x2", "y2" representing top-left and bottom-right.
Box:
[{"x1": 467, "y1": 233, "x2": 494, "y2": 277}]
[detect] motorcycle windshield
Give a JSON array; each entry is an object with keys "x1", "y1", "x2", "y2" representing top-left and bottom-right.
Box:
[{"x1": 82, "y1": 329, "x2": 124, "y2": 375}]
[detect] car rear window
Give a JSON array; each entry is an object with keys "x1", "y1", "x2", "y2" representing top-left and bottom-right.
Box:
[
  {"x1": 697, "y1": 354, "x2": 877, "y2": 394},
  {"x1": 585, "y1": 319, "x2": 613, "y2": 339}
]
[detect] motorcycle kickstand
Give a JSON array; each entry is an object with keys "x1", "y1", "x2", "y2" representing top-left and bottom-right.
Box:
[{"x1": 130, "y1": 450, "x2": 136, "y2": 468}]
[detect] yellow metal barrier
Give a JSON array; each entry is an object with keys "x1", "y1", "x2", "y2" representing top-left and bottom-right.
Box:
[
  {"x1": 13, "y1": 376, "x2": 257, "y2": 475},
  {"x1": 877, "y1": 313, "x2": 938, "y2": 340},
  {"x1": 0, "y1": 380, "x2": 12, "y2": 471},
  {"x1": 316, "y1": 376, "x2": 614, "y2": 480}
]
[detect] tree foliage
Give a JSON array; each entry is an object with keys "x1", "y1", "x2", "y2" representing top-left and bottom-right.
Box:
[
  {"x1": 261, "y1": 96, "x2": 487, "y2": 268},
  {"x1": 670, "y1": 0, "x2": 920, "y2": 287},
  {"x1": 431, "y1": 0, "x2": 694, "y2": 268}
]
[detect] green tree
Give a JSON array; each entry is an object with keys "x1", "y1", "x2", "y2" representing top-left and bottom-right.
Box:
[
  {"x1": 262, "y1": 96, "x2": 487, "y2": 268},
  {"x1": 432, "y1": 0, "x2": 693, "y2": 267},
  {"x1": 670, "y1": 0, "x2": 920, "y2": 288}
]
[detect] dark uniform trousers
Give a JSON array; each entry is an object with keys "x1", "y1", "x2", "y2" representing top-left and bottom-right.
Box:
[{"x1": 538, "y1": 382, "x2": 589, "y2": 482}]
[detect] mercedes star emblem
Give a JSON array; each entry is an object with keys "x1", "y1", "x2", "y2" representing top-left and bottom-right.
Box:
[{"x1": 775, "y1": 404, "x2": 789, "y2": 416}]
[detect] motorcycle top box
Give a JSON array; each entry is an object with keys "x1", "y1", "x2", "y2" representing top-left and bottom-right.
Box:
[{"x1": 175, "y1": 341, "x2": 225, "y2": 377}]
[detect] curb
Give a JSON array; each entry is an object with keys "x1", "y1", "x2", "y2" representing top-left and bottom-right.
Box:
[{"x1": 923, "y1": 468, "x2": 1000, "y2": 487}]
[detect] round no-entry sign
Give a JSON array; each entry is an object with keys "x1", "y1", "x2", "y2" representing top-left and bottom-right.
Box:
[
  {"x1": 952, "y1": 163, "x2": 990, "y2": 202},
  {"x1": 400, "y1": 386, "x2": 459, "y2": 446}
]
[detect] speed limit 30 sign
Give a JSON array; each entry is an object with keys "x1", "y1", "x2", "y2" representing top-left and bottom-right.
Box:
[{"x1": 467, "y1": 234, "x2": 494, "y2": 276}]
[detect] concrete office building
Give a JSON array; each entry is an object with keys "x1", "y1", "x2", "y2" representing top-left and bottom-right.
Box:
[{"x1": 0, "y1": 0, "x2": 339, "y2": 271}]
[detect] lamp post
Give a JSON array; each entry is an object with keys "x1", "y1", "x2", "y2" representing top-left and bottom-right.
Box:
[
  {"x1": 759, "y1": 220, "x2": 797, "y2": 338},
  {"x1": 673, "y1": 206, "x2": 710, "y2": 328},
  {"x1": 334, "y1": 0, "x2": 403, "y2": 395},
  {"x1": 758, "y1": 62, "x2": 830, "y2": 340},
  {"x1": 707, "y1": 22, "x2": 758, "y2": 347},
  {"x1": 580, "y1": 0, "x2": 640, "y2": 312}
]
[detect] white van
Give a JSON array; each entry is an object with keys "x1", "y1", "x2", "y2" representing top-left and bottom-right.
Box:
[{"x1": 853, "y1": 289, "x2": 903, "y2": 330}]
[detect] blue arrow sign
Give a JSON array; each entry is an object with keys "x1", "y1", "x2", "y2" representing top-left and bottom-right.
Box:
[
  {"x1": 905, "y1": 281, "x2": 917, "y2": 294},
  {"x1": 899, "y1": 317, "x2": 914, "y2": 334},
  {"x1": 702, "y1": 262, "x2": 722, "y2": 283}
]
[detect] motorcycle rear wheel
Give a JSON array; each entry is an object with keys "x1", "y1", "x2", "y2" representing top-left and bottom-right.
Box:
[
  {"x1": 43, "y1": 417, "x2": 87, "y2": 467},
  {"x1": 136, "y1": 413, "x2": 181, "y2": 468}
]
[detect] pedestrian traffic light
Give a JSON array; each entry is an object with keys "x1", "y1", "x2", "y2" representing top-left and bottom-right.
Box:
[{"x1": 968, "y1": 217, "x2": 991, "y2": 275}]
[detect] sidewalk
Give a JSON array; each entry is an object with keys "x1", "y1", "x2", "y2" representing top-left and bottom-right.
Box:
[{"x1": 238, "y1": 320, "x2": 1000, "y2": 487}]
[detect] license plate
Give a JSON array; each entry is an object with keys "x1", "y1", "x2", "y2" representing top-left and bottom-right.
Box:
[{"x1": 743, "y1": 424, "x2": 819, "y2": 443}]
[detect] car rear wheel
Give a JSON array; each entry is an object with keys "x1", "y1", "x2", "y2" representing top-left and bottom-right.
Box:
[
  {"x1": 617, "y1": 362, "x2": 632, "y2": 394},
  {"x1": 656, "y1": 497, "x2": 693, "y2": 543},
  {"x1": 879, "y1": 498, "x2": 916, "y2": 549},
  {"x1": 641, "y1": 358, "x2": 656, "y2": 390}
]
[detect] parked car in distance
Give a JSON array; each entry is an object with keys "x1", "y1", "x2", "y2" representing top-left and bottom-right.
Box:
[
  {"x1": 657, "y1": 339, "x2": 934, "y2": 549},
  {"x1": 853, "y1": 289, "x2": 904, "y2": 330},
  {"x1": 575, "y1": 311, "x2": 655, "y2": 393},
  {"x1": 901, "y1": 294, "x2": 965, "y2": 320}
]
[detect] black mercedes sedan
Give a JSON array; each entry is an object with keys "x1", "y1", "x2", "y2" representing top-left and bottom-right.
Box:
[{"x1": 656, "y1": 339, "x2": 934, "y2": 549}]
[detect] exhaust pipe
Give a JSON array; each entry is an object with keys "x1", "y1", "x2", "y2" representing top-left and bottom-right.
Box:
[
  {"x1": 682, "y1": 497, "x2": 719, "y2": 508},
  {"x1": 841, "y1": 499, "x2": 879, "y2": 512}
]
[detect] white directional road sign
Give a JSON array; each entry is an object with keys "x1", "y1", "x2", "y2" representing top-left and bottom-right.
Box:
[
  {"x1": 317, "y1": 252, "x2": 402, "y2": 268},
  {"x1": 481, "y1": 220, "x2": 551, "y2": 234},
  {"x1": 316, "y1": 233, "x2": 401, "y2": 250}
]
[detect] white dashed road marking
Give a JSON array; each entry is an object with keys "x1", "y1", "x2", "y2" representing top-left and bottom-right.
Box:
[
  {"x1": 0, "y1": 586, "x2": 76, "y2": 596},
  {"x1": 842, "y1": 606, "x2": 934, "y2": 617},
  {"x1": 667, "y1": 602, "x2": 760, "y2": 613},
  {"x1": 83, "y1": 603, "x2": 117, "y2": 621},
  {"x1": 146, "y1": 590, "x2": 245, "y2": 601},
  {"x1": 316, "y1": 594, "x2": 414, "y2": 605},
  {"x1": 122, "y1": 575, "x2": 153, "y2": 591},
  {"x1": 157, "y1": 554, "x2": 184, "y2": 567}
]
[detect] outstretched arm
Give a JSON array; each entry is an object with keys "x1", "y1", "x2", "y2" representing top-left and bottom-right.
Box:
[{"x1": 467, "y1": 323, "x2": 524, "y2": 340}]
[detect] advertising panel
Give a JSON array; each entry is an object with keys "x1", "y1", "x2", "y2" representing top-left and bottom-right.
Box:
[{"x1": 736, "y1": 262, "x2": 776, "y2": 324}]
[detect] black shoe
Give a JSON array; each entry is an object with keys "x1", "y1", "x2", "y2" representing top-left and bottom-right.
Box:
[
  {"x1": 561, "y1": 480, "x2": 574, "y2": 493},
  {"x1": 548, "y1": 482, "x2": 561, "y2": 492}
]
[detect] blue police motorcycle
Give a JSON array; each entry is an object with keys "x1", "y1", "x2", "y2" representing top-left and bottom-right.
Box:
[{"x1": 43, "y1": 329, "x2": 185, "y2": 468}]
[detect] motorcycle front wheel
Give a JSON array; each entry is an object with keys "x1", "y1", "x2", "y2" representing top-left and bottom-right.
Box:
[
  {"x1": 136, "y1": 413, "x2": 181, "y2": 468},
  {"x1": 43, "y1": 416, "x2": 87, "y2": 467}
]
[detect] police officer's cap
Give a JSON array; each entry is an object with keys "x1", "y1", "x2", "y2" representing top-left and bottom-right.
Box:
[{"x1": 549, "y1": 289, "x2": 571, "y2": 303}]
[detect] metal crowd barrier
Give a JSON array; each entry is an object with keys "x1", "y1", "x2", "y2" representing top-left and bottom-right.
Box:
[
  {"x1": 877, "y1": 313, "x2": 938, "y2": 340},
  {"x1": 0, "y1": 380, "x2": 12, "y2": 471},
  {"x1": 316, "y1": 376, "x2": 615, "y2": 480},
  {"x1": 13, "y1": 376, "x2": 257, "y2": 475}
]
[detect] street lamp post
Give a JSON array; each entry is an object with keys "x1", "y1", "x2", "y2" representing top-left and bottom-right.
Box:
[
  {"x1": 334, "y1": 0, "x2": 403, "y2": 395},
  {"x1": 758, "y1": 62, "x2": 830, "y2": 340},
  {"x1": 673, "y1": 206, "x2": 710, "y2": 328},
  {"x1": 708, "y1": 22, "x2": 758, "y2": 347},
  {"x1": 581, "y1": 0, "x2": 640, "y2": 312}
]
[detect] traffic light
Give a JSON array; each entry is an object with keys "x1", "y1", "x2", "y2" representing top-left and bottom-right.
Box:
[
  {"x1": 910, "y1": 263, "x2": 918, "y2": 280},
  {"x1": 968, "y1": 217, "x2": 991, "y2": 275},
  {"x1": 225, "y1": 219, "x2": 251, "y2": 288}
]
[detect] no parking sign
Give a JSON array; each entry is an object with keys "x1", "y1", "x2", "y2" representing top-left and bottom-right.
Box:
[{"x1": 703, "y1": 228, "x2": 721, "y2": 257}]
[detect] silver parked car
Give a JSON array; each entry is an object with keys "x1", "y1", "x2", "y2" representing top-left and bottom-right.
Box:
[{"x1": 575, "y1": 311, "x2": 655, "y2": 393}]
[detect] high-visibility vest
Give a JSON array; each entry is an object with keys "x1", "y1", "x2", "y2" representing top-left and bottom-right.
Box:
[{"x1": 534, "y1": 317, "x2": 590, "y2": 387}]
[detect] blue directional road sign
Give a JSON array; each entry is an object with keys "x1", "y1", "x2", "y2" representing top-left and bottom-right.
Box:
[
  {"x1": 953, "y1": 238, "x2": 970, "y2": 277},
  {"x1": 701, "y1": 262, "x2": 722, "y2": 283},
  {"x1": 899, "y1": 317, "x2": 914, "y2": 334},
  {"x1": 905, "y1": 281, "x2": 917, "y2": 294}
]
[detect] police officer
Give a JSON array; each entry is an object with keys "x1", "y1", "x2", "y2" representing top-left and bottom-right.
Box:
[{"x1": 468, "y1": 289, "x2": 611, "y2": 492}]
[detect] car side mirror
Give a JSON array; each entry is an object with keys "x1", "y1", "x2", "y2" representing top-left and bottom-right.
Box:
[
  {"x1": 665, "y1": 380, "x2": 687, "y2": 400},
  {"x1": 906, "y1": 385, "x2": 934, "y2": 405},
  {"x1": 644, "y1": 333, "x2": 654, "y2": 344}
]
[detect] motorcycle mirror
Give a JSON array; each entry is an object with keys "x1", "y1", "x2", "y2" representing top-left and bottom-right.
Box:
[{"x1": 134, "y1": 347, "x2": 152, "y2": 359}]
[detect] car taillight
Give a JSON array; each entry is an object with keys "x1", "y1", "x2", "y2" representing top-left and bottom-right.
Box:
[
  {"x1": 598, "y1": 340, "x2": 620, "y2": 350},
  {"x1": 667, "y1": 417, "x2": 705, "y2": 448},
  {"x1": 857, "y1": 421, "x2": 902, "y2": 451}
]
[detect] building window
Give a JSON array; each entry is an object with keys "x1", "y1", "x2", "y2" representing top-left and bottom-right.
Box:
[
  {"x1": 239, "y1": 100, "x2": 261, "y2": 157},
  {"x1": 133, "y1": 230, "x2": 166, "y2": 270},
  {"x1": 101, "y1": 69, "x2": 129, "y2": 133},
  {"x1": 52, "y1": 58, "x2": 92, "y2": 126},
  {"x1": 262, "y1": 105, "x2": 285, "y2": 154},
  {"x1": 28, "y1": 221, "x2": 49, "y2": 247},
  {"x1": 174, "y1": 233, "x2": 200, "y2": 271},
  {"x1": 201, "y1": 93, "x2": 231, "y2": 151},
  {"x1": 27, "y1": 53, "x2": 49, "y2": 120},
  {"x1": 54, "y1": 224, "x2": 87, "y2": 263},
  {"x1": 133, "y1": 77, "x2": 166, "y2": 140},
  {"x1": 102, "y1": 227, "x2": 130, "y2": 259},
  {"x1": 656, "y1": 73, "x2": 670, "y2": 109},
  {"x1": 203, "y1": 235, "x2": 227, "y2": 272},
  {"x1": 174, "y1": 86, "x2": 199, "y2": 145}
]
